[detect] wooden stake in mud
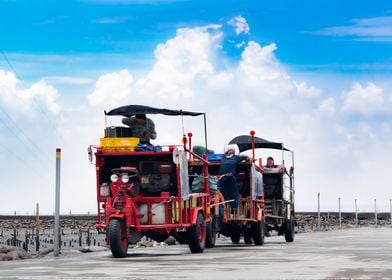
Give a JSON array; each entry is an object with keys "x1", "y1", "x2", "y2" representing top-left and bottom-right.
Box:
[
  {"x1": 390, "y1": 198, "x2": 392, "y2": 227},
  {"x1": 355, "y1": 199, "x2": 358, "y2": 227},
  {"x1": 374, "y1": 198, "x2": 378, "y2": 227},
  {"x1": 35, "y1": 203, "x2": 40, "y2": 252},
  {"x1": 317, "y1": 192, "x2": 320, "y2": 231}
]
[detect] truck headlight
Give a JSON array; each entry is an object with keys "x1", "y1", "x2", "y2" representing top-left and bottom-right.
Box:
[
  {"x1": 121, "y1": 174, "x2": 130, "y2": 183},
  {"x1": 110, "y1": 174, "x2": 118, "y2": 182},
  {"x1": 100, "y1": 183, "x2": 110, "y2": 196}
]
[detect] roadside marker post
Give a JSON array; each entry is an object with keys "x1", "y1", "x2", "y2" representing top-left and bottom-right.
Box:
[{"x1": 54, "y1": 148, "x2": 61, "y2": 257}]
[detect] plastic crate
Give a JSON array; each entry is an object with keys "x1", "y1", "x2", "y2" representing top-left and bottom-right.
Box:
[
  {"x1": 100, "y1": 137, "x2": 140, "y2": 152},
  {"x1": 207, "y1": 153, "x2": 224, "y2": 162}
]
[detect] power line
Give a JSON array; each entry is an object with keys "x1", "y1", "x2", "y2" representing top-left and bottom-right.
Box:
[
  {"x1": 0, "y1": 135, "x2": 54, "y2": 186},
  {"x1": 0, "y1": 52, "x2": 58, "y2": 187},
  {"x1": 0, "y1": 107, "x2": 52, "y2": 165},
  {"x1": 0, "y1": 50, "x2": 62, "y2": 163},
  {"x1": 0, "y1": 50, "x2": 65, "y2": 139},
  {"x1": 0, "y1": 51, "x2": 29, "y2": 89}
]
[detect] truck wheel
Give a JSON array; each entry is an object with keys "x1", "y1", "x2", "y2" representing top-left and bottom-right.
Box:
[
  {"x1": 206, "y1": 215, "x2": 217, "y2": 248},
  {"x1": 253, "y1": 219, "x2": 265, "y2": 246},
  {"x1": 188, "y1": 213, "x2": 206, "y2": 253},
  {"x1": 108, "y1": 219, "x2": 128, "y2": 258},
  {"x1": 230, "y1": 226, "x2": 241, "y2": 244},
  {"x1": 244, "y1": 226, "x2": 253, "y2": 245},
  {"x1": 284, "y1": 219, "x2": 295, "y2": 242}
]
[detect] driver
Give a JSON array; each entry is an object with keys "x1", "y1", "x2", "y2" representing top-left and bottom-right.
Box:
[{"x1": 122, "y1": 114, "x2": 157, "y2": 144}]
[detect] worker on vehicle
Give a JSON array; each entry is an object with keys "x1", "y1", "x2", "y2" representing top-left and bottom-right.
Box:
[
  {"x1": 266, "y1": 156, "x2": 276, "y2": 168},
  {"x1": 122, "y1": 114, "x2": 157, "y2": 144},
  {"x1": 218, "y1": 144, "x2": 249, "y2": 212},
  {"x1": 263, "y1": 156, "x2": 284, "y2": 172}
]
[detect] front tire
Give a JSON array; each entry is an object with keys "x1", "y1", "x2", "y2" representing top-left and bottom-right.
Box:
[
  {"x1": 284, "y1": 218, "x2": 295, "y2": 242},
  {"x1": 188, "y1": 213, "x2": 206, "y2": 253},
  {"x1": 108, "y1": 219, "x2": 129, "y2": 258}
]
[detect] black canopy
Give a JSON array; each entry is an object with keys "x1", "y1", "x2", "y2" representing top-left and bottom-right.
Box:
[
  {"x1": 229, "y1": 135, "x2": 290, "y2": 152},
  {"x1": 105, "y1": 104, "x2": 203, "y2": 117}
]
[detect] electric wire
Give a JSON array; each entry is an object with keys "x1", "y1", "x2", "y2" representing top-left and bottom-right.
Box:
[
  {"x1": 0, "y1": 107, "x2": 52, "y2": 164},
  {"x1": 0, "y1": 53, "x2": 64, "y2": 213},
  {"x1": 0, "y1": 50, "x2": 59, "y2": 164},
  {"x1": 1, "y1": 50, "x2": 62, "y2": 134}
]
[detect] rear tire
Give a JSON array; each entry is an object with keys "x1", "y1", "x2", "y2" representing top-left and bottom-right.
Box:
[
  {"x1": 206, "y1": 215, "x2": 217, "y2": 248},
  {"x1": 284, "y1": 218, "x2": 295, "y2": 242},
  {"x1": 230, "y1": 226, "x2": 241, "y2": 244},
  {"x1": 244, "y1": 224, "x2": 253, "y2": 244},
  {"x1": 253, "y1": 219, "x2": 265, "y2": 246},
  {"x1": 188, "y1": 213, "x2": 206, "y2": 253},
  {"x1": 108, "y1": 219, "x2": 128, "y2": 258}
]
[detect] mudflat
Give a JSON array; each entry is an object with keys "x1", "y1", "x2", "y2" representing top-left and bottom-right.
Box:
[{"x1": 0, "y1": 227, "x2": 391, "y2": 279}]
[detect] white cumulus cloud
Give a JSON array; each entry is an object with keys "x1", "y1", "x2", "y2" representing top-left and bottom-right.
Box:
[
  {"x1": 0, "y1": 69, "x2": 61, "y2": 116},
  {"x1": 318, "y1": 97, "x2": 336, "y2": 115},
  {"x1": 294, "y1": 81, "x2": 322, "y2": 98},
  {"x1": 135, "y1": 25, "x2": 221, "y2": 100},
  {"x1": 342, "y1": 82, "x2": 384, "y2": 116},
  {"x1": 88, "y1": 69, "x2": 133, "y2": 106},
  {"x1": 228, "y1": 16, "x2": 250, "y2": 35}
]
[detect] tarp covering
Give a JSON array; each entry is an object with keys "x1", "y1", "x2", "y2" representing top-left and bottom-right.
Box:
[
  {"x1": 105, "y1": 104, "x2": 203, "y2": 117},
  {"x1": 228, "y1": 135, "x2": 290, "y2": 152}
]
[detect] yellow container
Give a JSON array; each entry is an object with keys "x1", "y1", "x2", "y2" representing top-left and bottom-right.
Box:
[{"x1": 100, "y1": 137, "x2": 140, "y2": 152}]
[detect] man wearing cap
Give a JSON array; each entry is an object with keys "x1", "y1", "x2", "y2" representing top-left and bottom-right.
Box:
[
  {"x1": 218, "y1": 144, "x2": 249, "y2": 212},
  {"x1": 122, "y1": 114, "x2": 157, "y2": 144}
]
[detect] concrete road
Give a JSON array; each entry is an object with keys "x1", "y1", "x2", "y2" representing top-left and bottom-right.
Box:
[{"x1": 0, "y1": 227, "x2": 391, "y2": 280}]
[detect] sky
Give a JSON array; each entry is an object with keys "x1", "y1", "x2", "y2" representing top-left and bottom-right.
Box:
[{"x1": 0, "y1": 0, "x2": 392, "y2": 214}]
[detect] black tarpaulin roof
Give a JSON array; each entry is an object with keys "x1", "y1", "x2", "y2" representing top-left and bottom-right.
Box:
[
  {"x1": 105, "y1": 104, "x2": 203, "y2": 117},
  {"x1": 228, "y1": 135, "x2": 290, "y2": 152}
]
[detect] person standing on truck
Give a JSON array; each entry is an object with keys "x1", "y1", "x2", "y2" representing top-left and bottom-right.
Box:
[
  {"x1": 122, "y1": 114, "x2": 157, "y2": 144},
  {"x1": 218, "y1": 144, "x2": 249, "y2": 212}
]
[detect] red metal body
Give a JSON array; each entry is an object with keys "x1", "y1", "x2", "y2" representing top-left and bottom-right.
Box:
[{"x1": 92, "y1": 145, "x2": 212, "y2": 257}]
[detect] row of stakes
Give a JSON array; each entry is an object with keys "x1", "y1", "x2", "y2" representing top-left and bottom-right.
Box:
[
  {"x1": 0, "y1": 227, "x2": 105, "y2": 253},
  {"x1": 316, "y1": 195, "x2": 392, "y2": 231}
]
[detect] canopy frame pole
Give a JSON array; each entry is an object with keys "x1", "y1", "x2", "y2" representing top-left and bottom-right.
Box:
[{"x1": 203, "y1": 113, "x2": 208, "y2": 154}]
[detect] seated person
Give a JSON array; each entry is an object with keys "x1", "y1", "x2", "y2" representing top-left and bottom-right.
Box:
[
  {"x1": 122, "y1": 114, "x2": 157, "y2": 144},
  {"x1": 263, "y1": 156, "x2": 284, "y2": 173},
  {"x1": 217, "y1": 144, "x2": 249, "y2": 211}
]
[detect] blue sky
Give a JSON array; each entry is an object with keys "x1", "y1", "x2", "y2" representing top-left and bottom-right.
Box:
[{"x1": 0, "y1": 0, "x2": 392, "y2": 214}]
